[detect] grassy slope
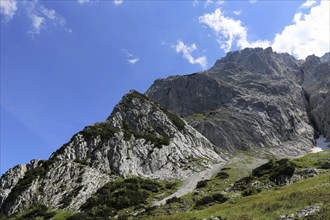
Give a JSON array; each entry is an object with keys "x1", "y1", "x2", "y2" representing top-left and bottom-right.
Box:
[
  {"x1": 147, "y1": 171, "x2": 329, "y2": 220},
  {"x1": 142, "y1": 150, "x2": 330, "y2": 220}
]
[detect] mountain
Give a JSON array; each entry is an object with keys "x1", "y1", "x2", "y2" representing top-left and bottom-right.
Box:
[
  {"x1": 147, "y1": 47, "x2": 322, "y2": 155},
  {"x1": 1, "y1": 47, "x2": 329, "y2": 219},
  {"x1": 0, "y1": 91, "x2": 224, "y2": 216}
]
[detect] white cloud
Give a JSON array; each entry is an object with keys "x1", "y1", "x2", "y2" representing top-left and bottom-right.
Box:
[
  {"x1": 114, "y1": 0, "x2": 123, "y2": 5},
  {"x1": 199, "y1": 8, "x2": 270, "y2": 52},
  {"x1": 122, "y1": 49, "x2": 139, "y2": 65},
  {"x1": 175, "y1": 41, "x2": 208, "y2": 69},
  {"x1": 0, "y1": 0, "x2": 17, "y2": 22},
  {"x1": 249, "y1": 0, "x2": 257, "y2": 4},
  {"x1": 27, "y1": 0, "x2": 71, "y2": 35},
  {"x1": 272, "y1": 0, "x2": 330, "y2": 59},
  {"x1": 30, "y1": 14, "x2": 44, "y2": 34},
  {"x1": 300, "y1": 0, "x2": 316, "y2": 9},
  {"x1": 233, "y1": 10, "x2": 242, "y2": 16},
  {"x1": 128, "y1": 58, "x2": 139, "y2": 64}
]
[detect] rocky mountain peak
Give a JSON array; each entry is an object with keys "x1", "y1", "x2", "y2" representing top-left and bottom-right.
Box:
[{"x1": 147, "y1": 47, "x2": 316, "y2": 154}]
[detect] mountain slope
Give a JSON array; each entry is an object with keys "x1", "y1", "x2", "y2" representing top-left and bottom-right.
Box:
[{"x1": 0, "y1": 91, "x2": 225, "y2": 216}]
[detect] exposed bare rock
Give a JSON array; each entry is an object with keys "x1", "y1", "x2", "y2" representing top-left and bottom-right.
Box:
[
  {"x1": 302, "y1": 54, "x2": 330, "y2": 140},
  {"x1": 0, "y1": 90, "x2": 225, "y2": 215},
  {"x1": 147, "y1": 47, "x2": 315, "y2": 155}
]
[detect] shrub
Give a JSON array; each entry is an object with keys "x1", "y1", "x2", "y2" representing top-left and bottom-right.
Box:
[
  {"x1": 17, "y1": 205, "x2": 48, "y2": 220},
  {"x1": 80, "y1": 123, "x2": 120, "y2": 141},
  {"x1": 195, "y1": 193, "x2": 228, "y2": 207},
  {"x1": 166, "y1": 197, "x2": 182, "y2": 204},
  {"x1": 43, "y1": 211, "x2": 56, "y2": 219},
  {"x1": 196, "y1": 180, "x2": 208, "y2": 188},
  {"x1": 216, "y1": 171, "x2": 229, "y2": 179},
  {"x1": 79, "y1": 177, "x2": 162, "y2": 218}
]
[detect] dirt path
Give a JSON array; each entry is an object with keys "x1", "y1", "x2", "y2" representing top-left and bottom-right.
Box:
[{"x1": 153, "y1": 163, "x2": 225, "y2": 206}]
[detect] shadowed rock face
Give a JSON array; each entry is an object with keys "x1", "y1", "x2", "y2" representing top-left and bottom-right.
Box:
[
  {"x1": 147, "y1": 48, "x2": 321, "y2": 154},
  {"x1": 302, "y1": 53, "x2": 330, "y2": 140}
]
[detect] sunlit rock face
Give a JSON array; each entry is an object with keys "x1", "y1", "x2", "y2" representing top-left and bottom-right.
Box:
[{"x1": 0, "y1": 91, "x2": 225, "y2": 215}]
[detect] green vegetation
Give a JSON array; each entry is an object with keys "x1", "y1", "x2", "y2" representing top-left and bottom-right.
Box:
[
  {"x1": 166, "y1": 197, "x2": 182, "y2": 204},
  {"x1": 141, "y1": 151, "x2": 330, "y2": 220},
  {"x1": 195, "y1": 193, "x2": 228, "y2": 207},
  {"x1": 292, "y1": 150, "x2": 330, "y2": 169},
  {"x1": 196, "y1": 180, "x2": 209, "y2": 188},
  {"x1": 6, "y1": 205, "x2": 64, "y2": 220},
  {"x1": 146, "y1": 171, "x2": 330, "y2": 220},
  {"x1": 67, "y1": 177, "x2": 179, "y2": 219},
  {"x1": 80, "y1": 122, "x2": 120, "y2": 141},
  {"x1": 125, "y1": 90, "x2": 185, "y2": 131},
  {"x1": 60, "y1": 186, "x2": 83, "y2": 208},
  {"x1": 122, "y1": 122, "x2": 170, "y2": 148},
  {"x1": 160, "y1": 107, "x2": 185, "y2": 131}
]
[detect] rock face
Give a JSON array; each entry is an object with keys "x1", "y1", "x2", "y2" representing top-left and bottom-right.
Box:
[
  {"x1": 147, "y1": 48, "x2": 326, "y2": 154},
  {"x1": 0, "y1": 91, "x2": 224, "y2": 215},
  {"x1": 302, "y1": 54, "x2": 330, "y2": 140}
]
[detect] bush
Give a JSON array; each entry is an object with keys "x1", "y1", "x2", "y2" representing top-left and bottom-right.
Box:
[
  {"x1": 43, "y1": 211, "x2": 56, "y2": 219},
  {"x1": 195, "y1": 193, "x2": 227, "y2": 207},
  {"x1": 79, "y1": 177, "x2": 162, "y2": 218},
  {"x1": 216, "y1": 171, "x2": 229, "y2": 179},
  {"x1": 196, "y1": 180, "x2": 209, "y2": 188},
  {"x1": 166, "y1": 196, "x2": 182, "y2": 204},
  {"x1": 17, "y1": 205, "x2": 48, "y2": 220},
  {"x1": 242, "y1": 187, "x2": 262, "y2": 197}
]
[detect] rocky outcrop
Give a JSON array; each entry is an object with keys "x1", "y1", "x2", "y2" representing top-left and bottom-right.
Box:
[
  {"x1": 302, "y1": 54, "x2": 330, "y2": 140},
  {"x1": 0, "y1": 160, "x2": 39, "y2": 205},
  {"x1": 0, "y1": 90, "x2": 225, "y2": 215},
  {"x1": 147, "y1": 48, "x2": 315, "y2": 155}
]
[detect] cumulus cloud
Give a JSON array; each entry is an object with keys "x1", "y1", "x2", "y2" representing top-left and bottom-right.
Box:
[
  {"x1": 249, "y1": 0, "x2": 257, "y2": 4},
  {"x1": 199, "y1": 8, "x2": 270, "y2": 52},
  {"x1": 175, "y1": 41, "x2": 208, "y2": 69},
  {"x1": 199, "y1": 0, "x2": 329, "y2": 59},
  {"x1": 300, "y1": 0, "x2": 316, "y2": 9},
  {"x1": 114, "y1": 0, "x2": 123, "y2": 5},
  {"x1": 0, "y1": 0, "x2": 17, "y2": 22},
  {"x1": 272, "y1": 0, "x2": 330, "y2": 59}
]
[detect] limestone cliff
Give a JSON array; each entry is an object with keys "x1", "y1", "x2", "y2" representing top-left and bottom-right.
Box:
[{"x1": 146, "y1": 48, "x2": 321, "y2": 154}]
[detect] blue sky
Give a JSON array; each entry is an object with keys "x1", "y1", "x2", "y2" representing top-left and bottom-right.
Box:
[{"x1": 1, "y1": 0, "x2": 329, "y2": 174}]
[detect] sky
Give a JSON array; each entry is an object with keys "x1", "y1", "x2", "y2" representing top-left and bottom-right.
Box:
[{"x1": 1, "y1": 0, "x2": 329, "y2": 174}]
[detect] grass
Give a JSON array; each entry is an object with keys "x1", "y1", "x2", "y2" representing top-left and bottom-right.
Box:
[
  {"x1": 145, "y1": 171, "x2": 330, "y2": 220},
  {"x1": 292, "y1": 150, "x2": 330, "y2": 169}
]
